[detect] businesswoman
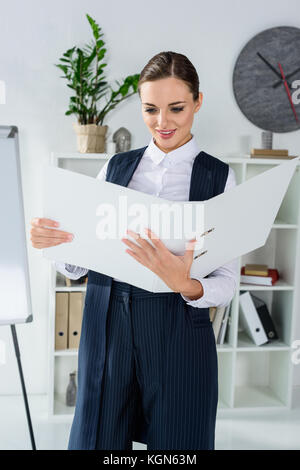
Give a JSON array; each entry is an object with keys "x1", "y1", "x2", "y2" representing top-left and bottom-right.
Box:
[{"x1": 30, "y1": 51, "x2": 238, "y2": 450}]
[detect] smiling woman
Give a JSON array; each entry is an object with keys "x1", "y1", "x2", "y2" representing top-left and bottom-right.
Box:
[
  {"x1": 138, "y1": 52, "x2": 203, "y2": 153},
  {"x1": 49, "y1": 51, "x2": 238, "y2": 451}
]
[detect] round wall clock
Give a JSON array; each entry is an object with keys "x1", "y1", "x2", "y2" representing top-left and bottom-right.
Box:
[{"x1": 233, "y1": 26, "x2": 300, "y2": 133}]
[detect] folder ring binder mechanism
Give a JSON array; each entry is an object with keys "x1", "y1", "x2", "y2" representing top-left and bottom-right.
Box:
[
  {"x1": 193, "y1": 227, "x2": 215, "y2": 260},
  {"x1": 43, "y1": 157, "x2": 300, "y2": 292}
]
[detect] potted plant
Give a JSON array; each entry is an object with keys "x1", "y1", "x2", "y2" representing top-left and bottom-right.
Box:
[{"x1": 55, "y1": 14, "x2": 140, "y2": 153}]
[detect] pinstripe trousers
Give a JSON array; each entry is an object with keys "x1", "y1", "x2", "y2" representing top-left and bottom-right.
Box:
[{"x1": 93, "y1": 279, "x2": 218, "y2": 450}]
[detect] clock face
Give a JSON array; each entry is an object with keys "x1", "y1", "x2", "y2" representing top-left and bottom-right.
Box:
[{"x1": 233, "y1": 26, "x2": 300, "y2": 133}]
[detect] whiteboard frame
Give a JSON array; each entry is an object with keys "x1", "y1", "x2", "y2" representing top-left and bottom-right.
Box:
[{"x1": 0, "y1": 125, "x2": 33, "y2": 325}]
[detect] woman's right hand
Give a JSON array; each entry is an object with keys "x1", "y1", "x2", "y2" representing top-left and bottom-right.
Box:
[{"x1": 30, "y1": 217, "x2": 74, "y2": 249}]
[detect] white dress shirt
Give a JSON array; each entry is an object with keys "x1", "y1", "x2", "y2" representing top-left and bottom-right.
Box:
[{"x1": 55, "y1": 134, "x2": 239, "y2": 308}]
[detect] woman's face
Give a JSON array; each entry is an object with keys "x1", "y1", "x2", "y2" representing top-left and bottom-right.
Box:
[{"x1": 140, "y1": 76, "x2": 203, "y2": 153}]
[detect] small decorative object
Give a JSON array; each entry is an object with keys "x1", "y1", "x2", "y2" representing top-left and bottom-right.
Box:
[
  {"x1": 55, "y1": 14, "x2": 140, "y2": 153},
  {"x1": 66, "y1": 371, "x2": 77, "y2": 406},
  {"x1": 261, "y1": 131, "x2": 273, "y2": 149},
  {"x1": 113, "y1": 127, "x2": 131, "y2": 152}
]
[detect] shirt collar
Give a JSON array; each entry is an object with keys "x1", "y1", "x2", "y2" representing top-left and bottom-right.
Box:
[{"x1": 144, "y1": 133, "x2": 201, "y2": 167}]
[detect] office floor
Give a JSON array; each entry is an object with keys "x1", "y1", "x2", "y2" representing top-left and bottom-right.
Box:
[{"x1": 0, "y1": 394, "x2": 299, "y2": 450}]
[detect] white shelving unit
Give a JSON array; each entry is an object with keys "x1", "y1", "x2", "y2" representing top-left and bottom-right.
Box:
[{"x1": 48, "y1": 152, "x2": 300, "y2": 420}]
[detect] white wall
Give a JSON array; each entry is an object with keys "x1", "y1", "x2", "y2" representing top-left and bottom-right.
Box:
[{"x1": 0, "y1": 0, "x2": 299, "y2": 395}]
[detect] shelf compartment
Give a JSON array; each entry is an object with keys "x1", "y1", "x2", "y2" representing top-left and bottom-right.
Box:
[
  {"x1": 237, "y1": 289, "x2": 294, "y2": 347},
  {"x1": 241, "y1": 228, "x2": 298, "y2": 287},
  {"x1": 234, "y1": 350, "x2": 290, "y2": 408},
  {"x1": 53, "y1": 355, "x2": 79, "y2": 416}
]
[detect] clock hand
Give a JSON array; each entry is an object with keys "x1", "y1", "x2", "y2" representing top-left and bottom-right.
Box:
[
  {"x1": 272, "y1": 66, "x2": 300, "y2": 88},
  {"x1": 257, "y1": 52, "x2": 293, "y2": 89},
  {"x1": 278, "y1": 62, "x2": 299, "y2": 123}
]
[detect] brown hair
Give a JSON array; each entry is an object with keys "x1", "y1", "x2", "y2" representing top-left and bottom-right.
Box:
[{"x1": 138, "y1": 51, "x2": 200, "y2": 102}]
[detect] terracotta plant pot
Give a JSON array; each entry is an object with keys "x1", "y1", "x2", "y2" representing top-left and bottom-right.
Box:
[{"x1": 73, "y1": 123, "x2": 108, "y2": 153}]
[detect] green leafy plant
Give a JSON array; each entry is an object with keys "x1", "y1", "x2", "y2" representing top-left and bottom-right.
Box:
[{"x1": 55, "y1": 14, "x2": 140, "y2": 125}]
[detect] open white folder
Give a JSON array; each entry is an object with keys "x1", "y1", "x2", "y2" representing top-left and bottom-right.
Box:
[{"x1": 42, "y1": 157, "x2": 299, "y2": 292}]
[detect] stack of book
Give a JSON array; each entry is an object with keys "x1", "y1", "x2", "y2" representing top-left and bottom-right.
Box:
[
  {"x1": 239, "y1": 291, "x2": 279, "y2": 345},
  {"x1": 240, "y1": 264, "x2": 279, "y2": 286},
  {"x1": 250, "y1": 149, "x2": 298, "y2": 160},
  {"x1": 210, "y1": 303, "x2": 231, "y2": 345}
]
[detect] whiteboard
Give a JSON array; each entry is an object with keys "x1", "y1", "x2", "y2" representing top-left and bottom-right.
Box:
[{"x1": 0, "y1": 126, "x2": 33, "y2": 325}]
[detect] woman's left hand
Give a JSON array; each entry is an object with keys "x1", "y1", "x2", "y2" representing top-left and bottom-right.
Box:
[{"x1": 121, "y1": 227, "x2": 197, "y2": 293}]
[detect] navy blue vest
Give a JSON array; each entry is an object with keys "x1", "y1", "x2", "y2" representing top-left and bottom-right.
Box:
[{"x1": 69, "y1": 146, "x2": 229, "y2": 449}]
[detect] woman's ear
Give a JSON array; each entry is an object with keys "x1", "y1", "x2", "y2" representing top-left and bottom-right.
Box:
[{"x1": 194, "y1": 92, "x2": 203, "y2": 113}]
